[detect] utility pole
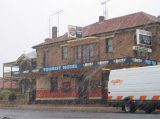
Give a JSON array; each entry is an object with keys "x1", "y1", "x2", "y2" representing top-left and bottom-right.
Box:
[
  {"x1": 49, "y1": 10, "x2": 63, "y2": 38},
  {"x1": 101, "y1": 0, "x2": 110, "y2": 20}
]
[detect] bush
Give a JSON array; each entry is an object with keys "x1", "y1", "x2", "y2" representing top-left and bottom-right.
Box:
[
  {"x1": 0, "y1": 89, "x2": 12, "y2": 100},
  {"x1": 8, "y1": 92, "x2": 16, "y2": 101},
  {"x1": 0, "y1": 89, "x2": 17, "y2": 101},
  {"x1": 0, "y1": 94, "x2": 3, "y2": 100},
  {"x1": 16, "y1": 92, "x2": 25, "y2": 100}
]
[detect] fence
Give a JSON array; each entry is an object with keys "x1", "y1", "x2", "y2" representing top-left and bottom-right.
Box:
[{"x1": 0, "y1": 80, "x2": 19, "y2": 89}]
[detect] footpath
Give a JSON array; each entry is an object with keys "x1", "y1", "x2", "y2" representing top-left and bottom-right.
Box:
[
  {"x1": 0, "y1": 104, "x2": 120, "y2": 113},
  {"x1": 0, "y1": 104, "x2": 160, "y2": 113}
]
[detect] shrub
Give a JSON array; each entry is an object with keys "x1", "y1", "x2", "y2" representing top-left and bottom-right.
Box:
[
  {"x1": 16, "y1": 92, "x2": 25, "y2": 100},
  {"x1": 0, "y1": 89, "x2": 12, "y2": 100},
  {"x1": 0, "y1": 94, "x2": 3, "y2": 100},
  {"x1": 8, "y1": 92, "x2": 16, "y2": 101}
]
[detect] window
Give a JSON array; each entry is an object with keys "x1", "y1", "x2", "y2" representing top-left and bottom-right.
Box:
[
  {"x1": 50, "y1": 79, "x2": 58, "y2": 92},
  {"x1": 43, "y1": 51, "x2": 49, "y2": 67},
  {"x1": 90, "y1": 80, "x2": 100, "y2": 91},
  {"x1": 106, "y1": 39, "x2": 113, "y2": 52},
  {"x1": 62, "y1": 46, "x2": 68, "y2": 60},
  {"x1": 75, "y1": 44, "x2": 95, "y2": 62},
  {"x1": 75, "y1": 45, "x2": 82, "y2": 59},
  {"x1": 61, "y1": 82, "x2": 71, "y2": 93},
  {"x1": 89, "y1": 44, "x2": 95, "y2": 57},
  {"x1": 83, "y1": 45, "x2": 90, "y2": 62}
]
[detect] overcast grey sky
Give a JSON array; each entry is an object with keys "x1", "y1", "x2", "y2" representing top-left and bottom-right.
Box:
[{"x1": 0, "y1": 0, "x2": 160, "y2": 77}]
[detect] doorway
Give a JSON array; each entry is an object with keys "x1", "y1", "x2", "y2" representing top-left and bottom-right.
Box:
[{"x1": 78, "y1": 75, "x2": 88, "y2": 103}]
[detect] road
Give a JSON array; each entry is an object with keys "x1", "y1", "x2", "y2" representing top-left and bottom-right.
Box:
[{"x1": 0, "y1": 109, "x2": 160, "y2": 119}]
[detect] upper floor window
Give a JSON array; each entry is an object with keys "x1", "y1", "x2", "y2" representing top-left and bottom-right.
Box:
[
  {"x1": 89, "y1": 44, "x2": 95, "y2": 57},
  {"x1": 43, "y1": 51, "x2": 49, "y2": 67},
  {"x1": 75, "y1": 44, "x2": 95, "y2": 62},
  {"x1": 106, "y1": 39, "x2": 113, "y2": 52},
  {"x1": 62, "y1": 46, "x2": 68, "y2": 60},
  {"x1": 75, "y1": 45, "x2": 82, "y2": 59}
]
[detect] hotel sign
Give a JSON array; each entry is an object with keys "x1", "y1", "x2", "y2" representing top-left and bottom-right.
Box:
[
  {"x1": 136, "y1": 29, "x2": 152, "y2": 46},
  {"x1": 42, "y1": 57, "x2": 157, "y2": 72},
  {"x1": 43, "y1": 64, "x2": 78, "y2": 72}
]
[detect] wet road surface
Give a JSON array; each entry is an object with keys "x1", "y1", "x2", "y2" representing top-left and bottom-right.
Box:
[{"x1": 0, "y1": 109, "x2": 160, "y2": 119}]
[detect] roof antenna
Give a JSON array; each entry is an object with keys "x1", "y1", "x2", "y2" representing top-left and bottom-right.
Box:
[
  {"x1": 101, "y1": 0, "x2": 111, "y2": 20},
  {"x1": 49, "y1": 10, "x2": 63, "y2": 38}
]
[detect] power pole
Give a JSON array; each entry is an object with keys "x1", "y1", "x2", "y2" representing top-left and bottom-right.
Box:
[
  {"x1": 101, "y1": 0, "x2": 110, "y2": 20},
  {"x1": 49, "y1": 10, "x2": 63, "y2": 38}
]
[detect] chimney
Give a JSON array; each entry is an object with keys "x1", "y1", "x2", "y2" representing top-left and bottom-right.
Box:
[
  {"x1": 99, "y1": 16, "x2": 105, "y2": 22},
  {"x1": 52, "y1": 26, "x2": 57, "y2": 39}
]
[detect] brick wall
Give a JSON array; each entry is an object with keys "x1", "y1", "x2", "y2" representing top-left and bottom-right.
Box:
[{"x1": 35, "y1": 24, "x2": 160, "y2": 68}]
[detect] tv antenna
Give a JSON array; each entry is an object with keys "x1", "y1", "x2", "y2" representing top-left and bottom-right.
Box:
[
  {"x1": 49, "y1": 10, "x2": 63, "y2": 38},
  {"x1": 101, "y1": 0, "x2": 111, "y2": 20}
]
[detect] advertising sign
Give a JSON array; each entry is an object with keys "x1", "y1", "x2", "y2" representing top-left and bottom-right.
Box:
[
  {"x1": 68, "y1": 25, "x2": 82, "y2": 38},
  {"x1": 133, "y1": 46, "x2": 152, "y2": 53},
  {"x1": 136, "y1": 29, "x2": 152, "y2": 46},
  {"x1": 68, "y1": 25, "x2": 76, "y2": 38}
]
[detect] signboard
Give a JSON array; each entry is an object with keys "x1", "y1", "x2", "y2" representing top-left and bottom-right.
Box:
[
  {"x1": 68, "y1": 25, "x2": 76, "y2": 38},
  {"x1": 76, "y1": 26, "x2": 83, "y2": 38},
  {"x1": 68, "y1": 25, "x2": 82, "y2": 38},
  {"x1": 133, "y1": 46, "x2": 152, "y2": 53},
  {"x1": 136, "y1": 29, "x2": 152, "y2": 46},
  {"x1": 42, "y1": 57, "x2": 157, "y2": 72}
]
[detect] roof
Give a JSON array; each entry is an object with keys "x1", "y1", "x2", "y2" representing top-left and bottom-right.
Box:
[
  {"x1": 26, "y1": 51, "x2": 37, "y2": 59},
  {"x1": 33, "y1": 12, "x2": 160, "y2": 48},
  {"x1": 83, "y1": 12, "x2": 159, "y2": 36},
  {"x1": 16, "y1": 51, "x2": 37, "y2": 63},
  {"x1": 33, "y1": 33, "x2": 69, "y2": 48}
]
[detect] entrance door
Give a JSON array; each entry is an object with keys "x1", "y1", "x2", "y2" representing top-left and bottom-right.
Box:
[
  {"x1": 101, "y1": 72, "x2": 110, "y2": 102},
  {"x1": 78, "y1": 76, "x2": 88, "y2": 103}
]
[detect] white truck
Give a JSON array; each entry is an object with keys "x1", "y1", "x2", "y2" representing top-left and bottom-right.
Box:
[{"x1": 108, "y1": 65, "x2": 160, "y2": 113}]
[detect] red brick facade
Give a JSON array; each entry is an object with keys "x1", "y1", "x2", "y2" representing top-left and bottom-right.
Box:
[{"x1": 33, "y1": 12, "x2": 160, "y2": 103}]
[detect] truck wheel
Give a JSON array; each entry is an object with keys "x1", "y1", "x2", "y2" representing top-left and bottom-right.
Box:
[
  {"x1": 145, "y1": 108, "x2": 155, "y2": 114},
  {"x1": 124, "y1": 102, "x2": 136, "y2": 113}
]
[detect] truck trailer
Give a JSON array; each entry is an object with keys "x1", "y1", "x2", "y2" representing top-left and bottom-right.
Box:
[{"x1": 107, "y1": 65, "x2": 160, "y2": 113}]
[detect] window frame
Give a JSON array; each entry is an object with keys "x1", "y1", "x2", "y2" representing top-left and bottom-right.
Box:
[
  {"x1": 62, "y1": 46, "x2": 68, "y2": 60},
  {"x1": 43, "y1": 51, "x2": 49, "y2": 67},
  {"x1": 106, "y1": 39, "x2": 113, "y2": 53},
  {"x1": 61, "y1": 81, "x2": 72, "y2": 93},
  {"x1": 50, "y1": 79, "x2": 58, "y2": 92}
]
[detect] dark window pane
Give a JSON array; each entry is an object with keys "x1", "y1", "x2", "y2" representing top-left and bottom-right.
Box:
[
  {"x1": 62, "y1": 47, "x2": 68, "y2": 60},
  {"x1": 61, "y1": 82, "x2": 71, "y2": 93},
  {"x1": 106, "y1": 39, "x2": 113, "y2": 52},
  {"x1": 50, "y1": 79, "x2": 58, "y2": 92},
  {"x1": 43, "y1": 51, "x2": 49, "y2": 67}
]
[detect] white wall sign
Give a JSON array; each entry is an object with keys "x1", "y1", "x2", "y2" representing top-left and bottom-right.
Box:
[
  {"x1": 68, "y1": 25, "x2": 82, "y2": 38},
  {"x1": 136, "y1": 29, "x2": 152, "y2": 46},
  {"x1": 133, "y1": 46, "x2": 152, "y2": 53},
  {"x1": 68, "y1": 25, "x2": 77, "y2": 38}
]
